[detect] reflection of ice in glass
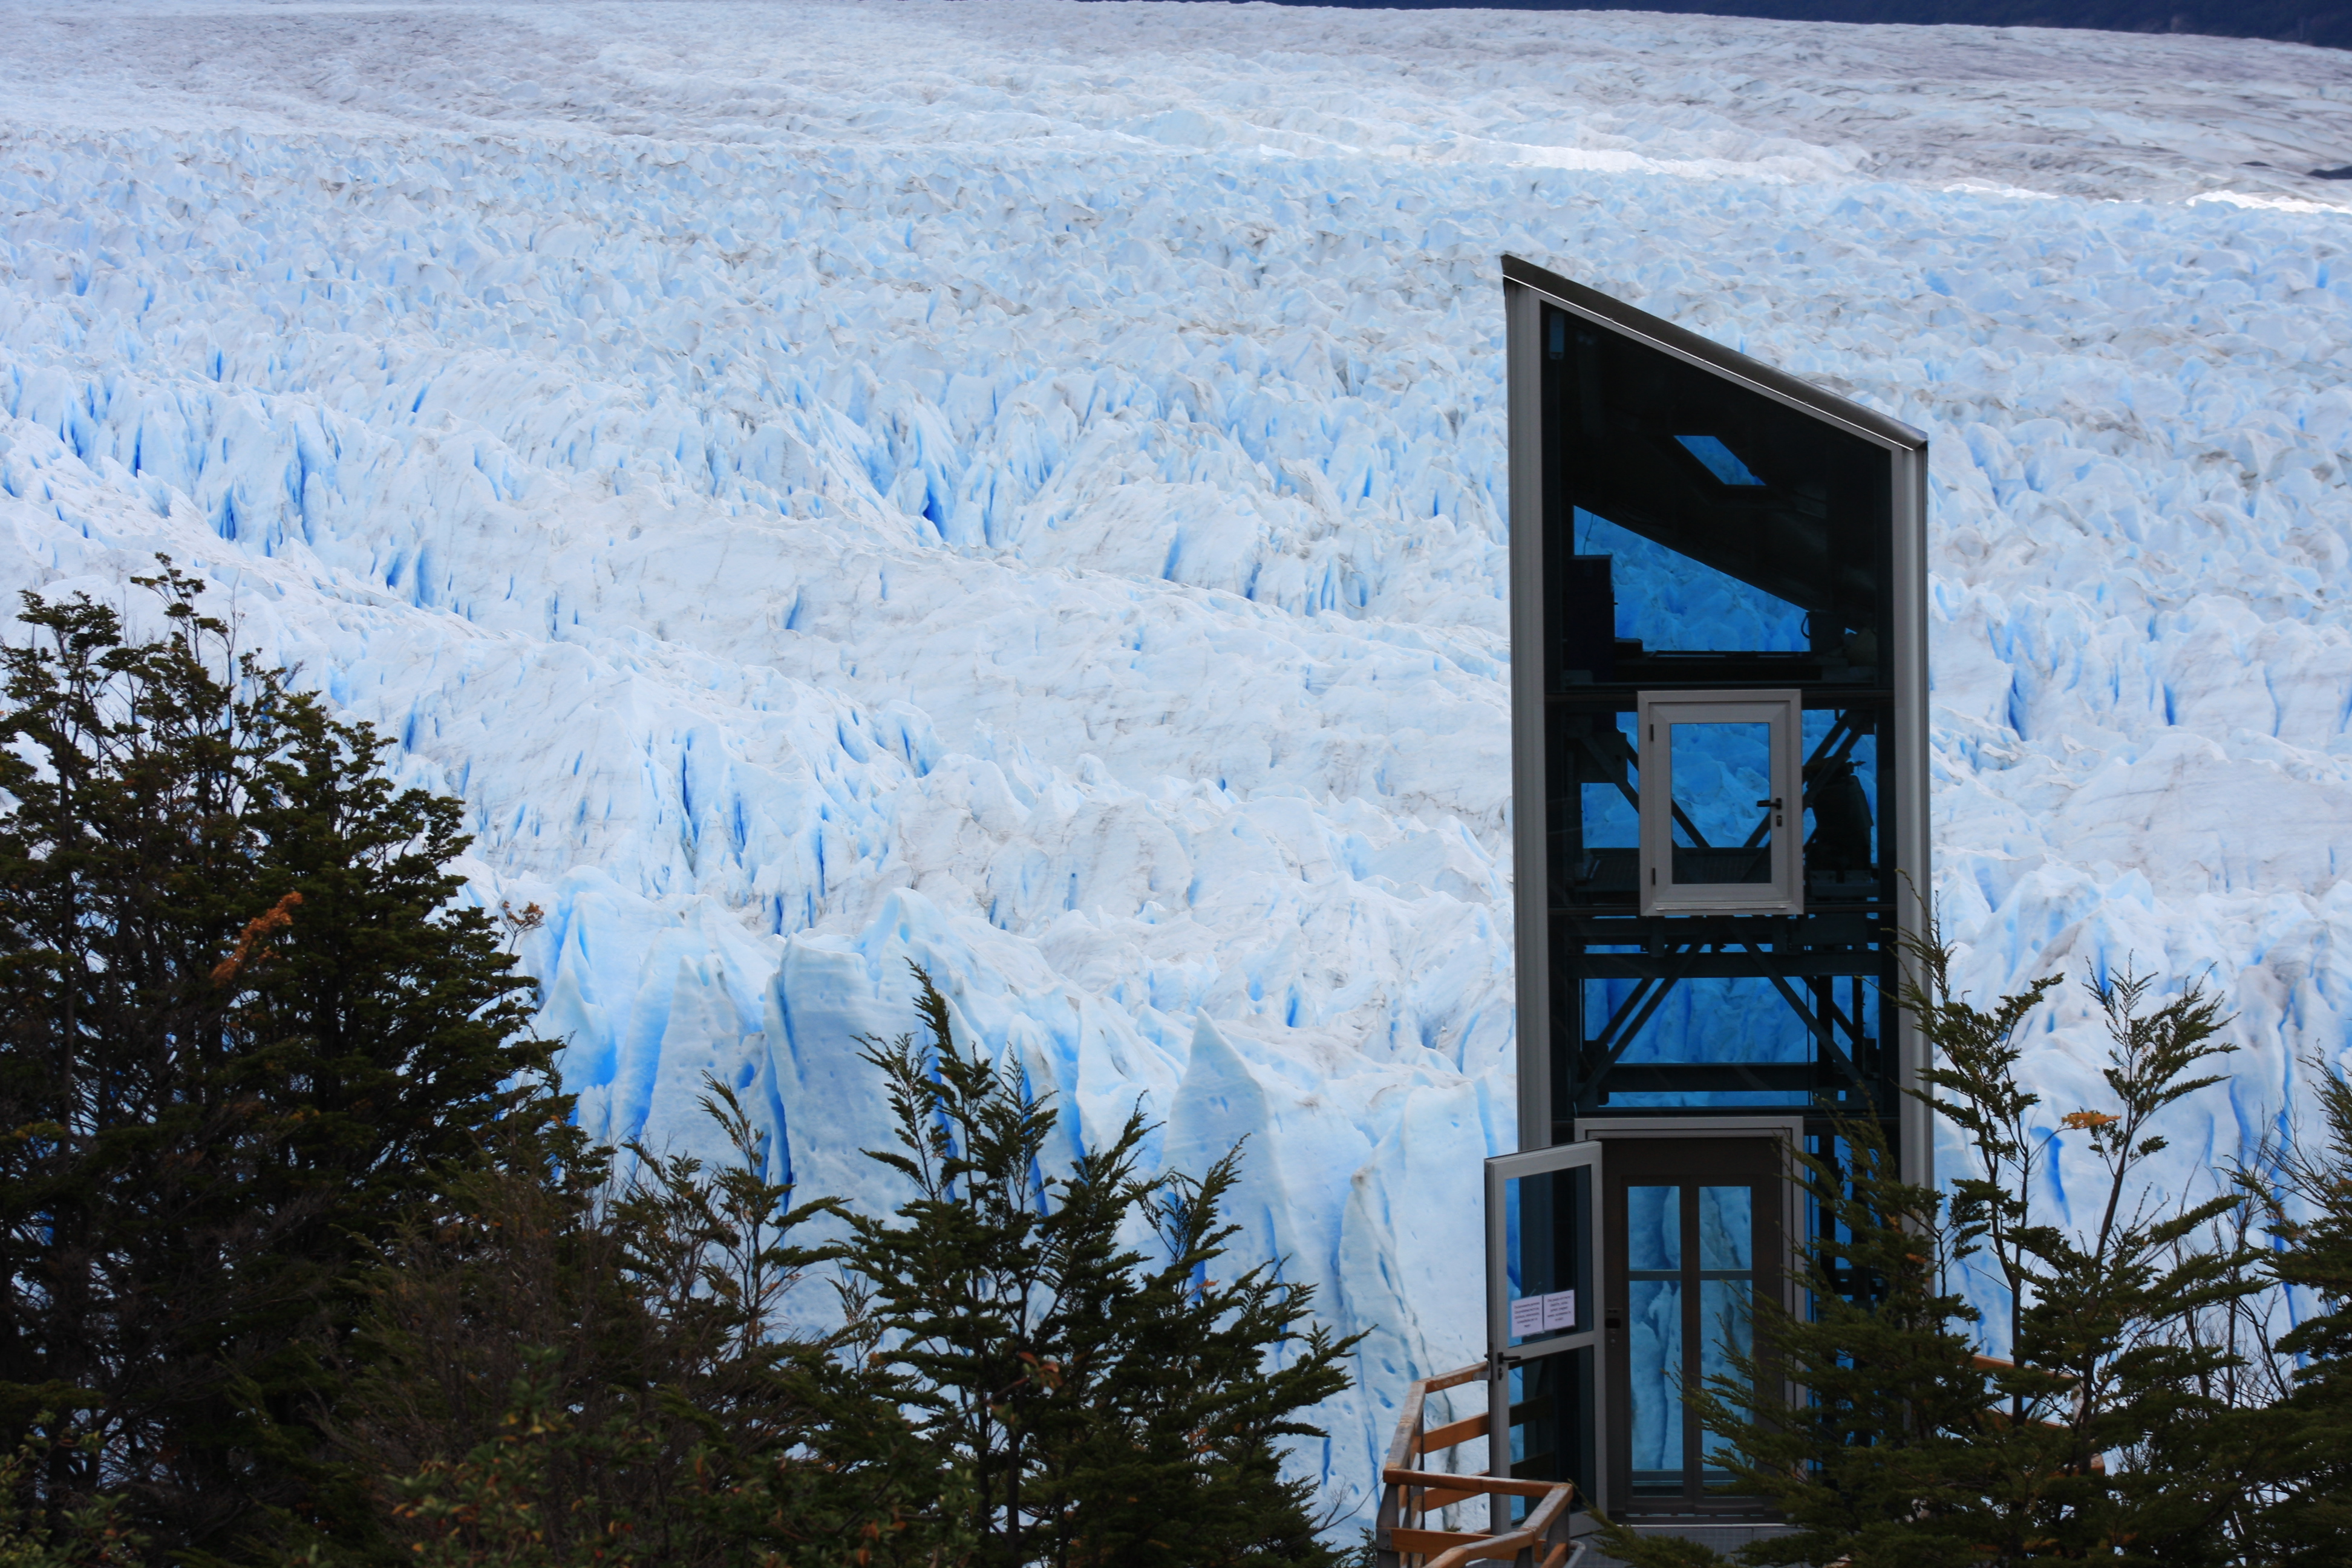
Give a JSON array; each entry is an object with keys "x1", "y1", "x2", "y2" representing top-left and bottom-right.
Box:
[
  {"x1": 1627, "y1": 1184, "x2": 1680, "y2": 1270},
  {"x1": 1802, "y1": 707, "x2": 1881, "y2": 883},
  {"x1": 1669, "y1": 720, "x2": 1772, "y2": 853},
  {"x1": 1591, "y1": 974, "x2": 1815, "y2": 1083},
  {"x1": 1699, "y1": 1186, "x2": 1754, "y2": 1479},
  {"x1": 1674, "y1": 434, "x2": 1767, "y2": 486},
  {"x1": 1581, "y1": 710, "x2": 1640, "y2": 851},
  {"x1": 1698, "y1": 1186, "x2": 1751, "y2": 1269},
  {"x1": 1584, "y1": 778, "x2": 1638, "y2": 849},
  {"x1": 1629, "y1": 1276, "x2": 1683, "y2": 1480},
  {"x1": 1627, "y1": 1184, "x2": 1683, "y2": 1485},
  {"x1": 1700, "y1": 1280, "x2": 1751, "y2": 1476},
  {"x1": 1505, "y1": 1174, "x2": 1523, "y2": 1299},
  {"x1": 1576, "y1": 509, "x2": 1805, "y2": 653},
  {"x1": 1508, "y1": 1171, "x2": 1566, "y2": 1345}
]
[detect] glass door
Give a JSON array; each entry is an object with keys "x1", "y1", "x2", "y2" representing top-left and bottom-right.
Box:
[
  {"x1": 1602, "y1": 1137, "x2": 1786, "y2": 1516},
  {"x1": 1485, "y1": 1140, "x2": 1605, "y2": 1528}
]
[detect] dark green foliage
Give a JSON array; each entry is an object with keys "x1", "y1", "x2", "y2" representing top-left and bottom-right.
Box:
[
  {"x1": 2246, "y1": 1059, "x2": 2352, "y2": 1563},
  {"x1": 1908, "y1": 939, "x2": 2258, "y2": 1565},
  {"x1": 0, "y1": 595, "x2": 1361, "y2": 1568},
  {"x1": 0, "y1": 564, "x2": 560, "y2": 1558},
  {"x1": 840, "y1": 965, "x2": 1357, "y2": 1568},
  {"x1": 1597, "y1": 1118, "x2": 1996, "y2": 1568},
  {"x1": 0, "y1": 1422, "x2": 143, "y2": 1567},
  {"x1": 1601, "y1": 921, "x2": 2265, "y2": 1567},
  {"x1": 363, "y1": 970, "x2": 1358, "y2": 1568},
  {"x1": 344, "y1": 1079, "x2": 946, "y2": 1568}
]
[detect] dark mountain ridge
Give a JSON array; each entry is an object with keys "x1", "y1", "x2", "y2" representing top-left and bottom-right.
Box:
[{"x1": 1206, "y1": 0, "x2": 2351, "y2": 55}]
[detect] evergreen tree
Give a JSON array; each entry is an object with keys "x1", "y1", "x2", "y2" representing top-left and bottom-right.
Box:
[
  {"x1": 840, "y1": 965, "x2": 1356, "y2": 1568},
  {"x1": 2247, "y1": 1058, "x2": 2352, "y2": 1561},
  {"x1": 0, "y1": 564, "x2": 559, "y2": 1558},
  {"x1": 1596, "y1": 1118, "x2": 1998, "y2": 1568},
  {"x1": 1600, "y1": 926, "x2": 2261, "y2": 1567},
  {"x1": 1908, "y1": 944, "x2": 2256, "y2": 1564},
  {"x1": 349, "y1": 1078, "x2": 946, "y2": 1568}
]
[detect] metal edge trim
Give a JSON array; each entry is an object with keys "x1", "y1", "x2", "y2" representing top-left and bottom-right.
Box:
[
  {"x1": 1500, "y1": 254, "x2": 1929, "y2": 454},
  {"x1": 1890, "y1": 443, "x2": 1934, "y2": 1192},
  {"x1": 1572, "y1": 1115, "x2": 1806, "y2": 1141},
  {"x1": 1505, "y1": 275, "x2": 1552, "y2": 1155}
]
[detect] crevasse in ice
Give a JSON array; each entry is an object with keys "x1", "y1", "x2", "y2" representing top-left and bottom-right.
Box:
[{"x1": 5, "y1": 0, "x2": 2352, "y2": 1518}]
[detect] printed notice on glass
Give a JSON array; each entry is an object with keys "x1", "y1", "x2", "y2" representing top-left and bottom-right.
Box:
[{"x1": 1509, "y1": 1289, "x2": 1577, "y2": 1339}]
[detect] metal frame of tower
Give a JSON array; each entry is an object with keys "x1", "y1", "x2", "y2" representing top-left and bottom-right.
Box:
[{"x1": 1502, "y1": 253, "x2": 1933, "y2": 1185}]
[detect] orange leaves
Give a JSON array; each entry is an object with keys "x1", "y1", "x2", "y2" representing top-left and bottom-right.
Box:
[
  {"x1": 1014, "y1": 1348, "x2": 1067, "y2": 1392},
  {"x1": 209, "y1": 890, "x2": 303, "y2": 987},
  {"x1": 497, "y1": 900, "x2": 545, "y2": 947}
]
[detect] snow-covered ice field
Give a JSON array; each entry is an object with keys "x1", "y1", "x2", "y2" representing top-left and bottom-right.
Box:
[{"x1": 8, "y1": 0, "x2": 2352, "y2": 1512}]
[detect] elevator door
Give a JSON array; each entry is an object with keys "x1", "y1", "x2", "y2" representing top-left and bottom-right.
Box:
[{"x1": 1602, "y1": 1137, "x2": 1786, "y2": 1516}]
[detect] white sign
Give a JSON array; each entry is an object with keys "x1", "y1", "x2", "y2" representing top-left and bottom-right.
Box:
[{"x1": 1510, "y1": 1289, "x2": 1578, "y2": 1339}]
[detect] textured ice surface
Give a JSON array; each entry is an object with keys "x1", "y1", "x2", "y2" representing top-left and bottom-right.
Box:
[{"x1": 7, "y1": 0, "x2": 2352, "y2": 1515}]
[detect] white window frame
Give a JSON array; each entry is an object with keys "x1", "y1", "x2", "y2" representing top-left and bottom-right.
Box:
[{"x1": 1636, "y1": 688, "x2": 1804, "y2": 916}]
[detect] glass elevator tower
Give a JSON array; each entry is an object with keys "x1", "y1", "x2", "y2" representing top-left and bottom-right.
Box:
[{"x1": 1485, "y1": 256, "x2": 1930, "y2": 1533}]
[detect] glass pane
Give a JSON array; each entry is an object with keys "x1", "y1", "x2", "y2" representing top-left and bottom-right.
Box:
[
  {"x1": 1504, "y1": 1165, "x2": 1523, "y2": 1292},
  {"x1": 1545, "y1": 302, "x2": 1893, "y2": 676},
  {"x1": 1508, "y1": 1355, "x2": 1558, "y2": 1482},
  {"x1": 1803, "y1": 710, "x2": 1878, "y2": 896},
  {"x1": 1506, "y1": 1348, "x2": 1594, "y2": 1523},
  {"x1": 1568, "y1": 713, "x2": 1639, "y2": 902},
  {"x1": 1581, "y1": 973, "x2": 1816, "y2": 1108},
  {"x1": 1575, "y1": 509, "x2": 1808, "y2": 655},
  {"x1": 1627, "y1": 1185, "x2": 1681, "y2": 1271},
  {"x1": 1700, "y1": 1277, "x2": 1753, "y2": 1481},
  {"x1": 1506, "y1": 1166, "x2": 1590, "y2": 1345},
  {"x1": 1628, "y1": 1276, "x2": 1684, "y2": 1491},
  {"x1": 1674, "y1": 434, "x2": 1767, "y2": 487},
  {"x1": 1668, "y1": 721, "x2": 1772, "y2": 884},
  {"x1": 1698, "y1": 1186, "x2": 1753, "y2": 1270},
  {"x1": 1581, "y1": 776, "x2": 1638, "y2": 843},
  {"x1": 1505, "y1": 1171, "x2": 1544, "y2": 1342}
]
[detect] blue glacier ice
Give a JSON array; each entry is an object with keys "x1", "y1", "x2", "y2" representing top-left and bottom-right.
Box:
[{"x1": 6, "y1": 0, "x2": 2352, "y2": 1520}]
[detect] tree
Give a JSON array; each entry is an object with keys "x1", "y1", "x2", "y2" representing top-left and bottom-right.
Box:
[
  {"x1": 1601, "y1": 924, "x2": 2261, "y2": 1567},
  {"x1": 1909, "y1": 941, "x2": 2256, "y2": 1564},
  {"x1": 2244, "y1": 1057, "x2": 2352, "y2": 1563},
  {"x1": 0, "y1": 563, "x2": 560, "y2": 1558},
  {"x1": 839, "y1": 965, "x2": 1356, "y2": 1568},
  {"x1": 347, "y1": 1079, "x2": 946, "y2": 1568},
  {"x1": 1597, "y1": 1117, "x2": 1999, "y2": 1568}
]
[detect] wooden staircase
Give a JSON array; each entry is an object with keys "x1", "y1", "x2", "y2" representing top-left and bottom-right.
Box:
[{"x1": 1372, "y1": 1362, "x2": 1579, "y2": 1567}]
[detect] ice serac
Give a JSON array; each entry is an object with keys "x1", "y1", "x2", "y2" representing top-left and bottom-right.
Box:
[{"x1": 5, "y1": 0, "x2": 2352, "y2": 1523}]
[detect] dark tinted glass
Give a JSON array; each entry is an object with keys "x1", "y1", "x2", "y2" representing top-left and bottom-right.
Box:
[{"x1": 1541, "y1": 305, "x2": 1892, "y2": 684}]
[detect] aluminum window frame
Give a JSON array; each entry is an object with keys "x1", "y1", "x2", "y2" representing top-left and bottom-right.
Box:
[{"x1": 1636, "y1": 688, "x2": 1804, "y2": 916}]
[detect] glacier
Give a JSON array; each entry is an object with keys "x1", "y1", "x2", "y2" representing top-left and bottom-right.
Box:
[{"x1": 7, "y1": 0, "x2": 2352, "y2": 1517}]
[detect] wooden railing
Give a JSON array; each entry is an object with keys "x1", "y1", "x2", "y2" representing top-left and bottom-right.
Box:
[{"x1": 1373, "y1": 1362, "x2": 1579, "y2": 1568}]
